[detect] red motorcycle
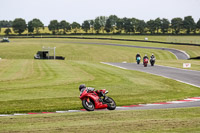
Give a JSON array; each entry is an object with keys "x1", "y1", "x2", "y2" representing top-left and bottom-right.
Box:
[
  {"x1": 80, "y1": 88, "x2": 116, "y2": 111},
  {"x1": 143, "y1": 58, "x2": 148, "y2": 67}
]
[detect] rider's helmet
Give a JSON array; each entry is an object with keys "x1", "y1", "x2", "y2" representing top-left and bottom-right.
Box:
[
  {"x1": 152, "y1": 53, "x2": 154, "y2": 56},
  {"x1": 79, "y1": 84, "x2": 86, "y2": 91}
]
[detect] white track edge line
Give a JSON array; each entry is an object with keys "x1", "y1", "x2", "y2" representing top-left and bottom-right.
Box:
[{"x1": 101, "y1": 62, "x2": 200, "y2": 88}]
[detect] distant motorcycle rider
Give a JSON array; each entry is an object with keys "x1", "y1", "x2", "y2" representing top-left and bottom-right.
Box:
[
  {"x1": 150, "y1": 54, "x2": 156, "y2": 66},
  {"x1": 151, "y1": 54, "x2": 155, "y2": 59},
  {"x1": 79, "y1": 84, "x2": 95, "y2": 95},
  {"x1": 79, "y1": 84, "x2": 105, "y2": 98},
  {"x1": 143, "y1": 54, "x2": 148, "y2": 62},
  {"x1": 136, "y1": 53, "x2": 141, "y2": 60}
]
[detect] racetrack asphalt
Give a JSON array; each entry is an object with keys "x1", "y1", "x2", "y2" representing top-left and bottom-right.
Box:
[
  {"x1": 0, "y1": 41, "x2": 198, "y2": 116},
  {"x1": 62, "y1": 41, "x2": 190, "y2": 60},
  {"x1": 102, "y1": 62, "x2": 200, "y2": 88},
  {"x1": 99, "y1": 62, "x2": 200, "y2": 110}
]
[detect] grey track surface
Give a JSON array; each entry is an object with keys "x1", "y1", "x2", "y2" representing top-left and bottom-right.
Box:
[
  {"x1": 116, "y1": 101, "x2": 200, "y2": 110},
  {"x1": 73, "y1": 101, "x2": 200, "y2": 112},
  {"x1": 103, "y1": 62, "x2": 200, "y2": 88},
  {"x1": 61, "y1": 41, "x2": 189, "y2": 60},
  {"x1": 76, "y1": 101, "x2": 200, "y2": 112},
  {"x1": 71, "y1": 41, "x2": 197, "y2": 110},
  {"x1": 99, "y1": 62, "x2": 200, "y2": 111}
]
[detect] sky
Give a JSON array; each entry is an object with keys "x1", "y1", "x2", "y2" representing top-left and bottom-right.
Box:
[{"x1": 0, "y1": 0, "x2": 200, "y2": 26}]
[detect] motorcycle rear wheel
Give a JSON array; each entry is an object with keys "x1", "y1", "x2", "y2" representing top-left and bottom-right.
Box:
[
  {"x1": 106, "y1": 97, "x2": 116, "y2": 110},
  {"x1": 82, "y1": 99, "x2": 95, "y2": 111}
]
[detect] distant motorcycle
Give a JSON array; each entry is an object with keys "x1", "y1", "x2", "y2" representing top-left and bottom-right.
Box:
[
  {"x1": 136, "y1": 56, "x2": 141, "y2": 64},
  {"x1": 80, "y1": 88, "x2": 116, "y2": 111},
  {"x1": 150, "y1": 57, "x2": 155, "y2": 66},
  {"x1": 143, "y1": 58, "x2": 148, "y2": 67}
]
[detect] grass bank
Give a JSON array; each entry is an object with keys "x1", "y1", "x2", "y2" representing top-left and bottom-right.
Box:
[
  {"x1": 0, "y1": 60, "x2": 199, "y2": 114},
  {"x1": 0, "y1": 38, "x2": 199, "y2": 114},
  {"x1": 1, "y1": 107, "x2": 200, "y2": 132}
]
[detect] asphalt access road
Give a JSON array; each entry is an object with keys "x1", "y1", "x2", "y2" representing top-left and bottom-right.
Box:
[
  {"x1": 61, "y1": 41, "x2": 189, "y2": 60},
  {"x1": 102, "y1": 62, "x2": 200, "y2": 88}
]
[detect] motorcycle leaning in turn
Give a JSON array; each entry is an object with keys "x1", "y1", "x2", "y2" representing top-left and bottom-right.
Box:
[{"x1": 80, "y1": 88, "x2": 116, "y2": 111}]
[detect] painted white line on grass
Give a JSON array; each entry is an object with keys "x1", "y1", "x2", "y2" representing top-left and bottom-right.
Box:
[
  {"x1": 101, "y1": 62, "x2": 200, "y2": 88},
  {"x1": 185, "y1": 99, "x2": 200, "y2": 101},
  {"x1": 100, "y1": 62, "x2": 127, "y2": 70},
  {"x1": 68, "y1": 110, "x2": 81, "y2": 112},
  {"x1": 144, "y1": 104, "x2": 163, "y2": 106},
  {"x1": 143, "y1": 72, "x2": 200, "y2": 88},
  {"x1": 171, "y1": 48, "x2": 190, "y2": 59},
  {"x1": 156, "y1": 64, "x2": 200, "y2": 72},
  {"x1": 168, "y1": 101, "x2": 188, "y2": 104},
  {"x1": 14, "y1": 113, "x2": 28, "y2": 116},
  {"x1": 0, "y1": 97, "x2": 200, "y2": 117},
  {"x1": 56, "y1": 111, "x2": 69, "y2": 113},
  {"x1": 0, "y1": 114, "x2": 13, "y2": 117},
  {"x1": 167, "y1": 51, "x2": 178, "y2": 60},
  {"x1": 166, "y1": 48, "x2": 190, "y2": 60},
  {"x1": 116, "y1": 107, "x2": 127, "y2": 109}
]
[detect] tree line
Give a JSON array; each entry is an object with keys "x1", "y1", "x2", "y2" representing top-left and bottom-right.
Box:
[{"x1": 1, "y1": 15, "x2": 200, "y2": 35}]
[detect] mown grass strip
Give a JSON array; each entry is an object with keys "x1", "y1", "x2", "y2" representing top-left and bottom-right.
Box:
[
  {"x1": 1, "y1": 107, "x2": 200, "y2": 132},
  {"x1": 0, "y1": 60, "x2": 199, "y2": 114}
]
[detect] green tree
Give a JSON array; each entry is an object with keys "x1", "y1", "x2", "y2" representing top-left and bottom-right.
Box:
[
  {"x1": 171, "y1": 17, "x2": 183, "y2": 34},
  {"x1": 147, "y1": 20, "x2": 156, "y2": 34},
  {"x1": 161, "y1": 18, "x2": 170, "y2": 34},
  {"x1": 123, "y1": 18, "x2": 133, "y2": 34},
  {"x1": 12, "y1": 18, "x2": 27, "y2": 35},
  {"x1": 4, "y1": 28, "x2": 12, "y2": 35},
  {"x1": 71, "y1": 22, "x2": 80, "y2": 34},
  {"x1": 94, "y1": 17, "x2": 101, "y2": 33},
  {"x1": 155, "y1": 18, "x2": 161, "y2": 33},
  {"x1": 82, "y1": 20, "x2": 90, "y2": 33},
  {"x1": 0, "y1": 20, "x2": 13, "y2": 32},
  {"x1": 48, "y1": 20, "x2": 59, "y2": 34},
  {"x1": 105, "y1": 18, "x2": 112, "y2": 33},
  {"x1": 108, "y1": 15, "x2": 118, "y2": 33},
  {"x1": 116, "y1": 18, "x2": 124, "y2": 33},
  {"x1": 89, "y1": 20, "x2": 94, "y2": 33},
  {"x1": 27, "y1": 20, "x2": 34, "y2": 33},
  {"x1": 59, "y1": 20, "x2": 71, "y2": 34},
  {"x1": 31, "y1": 18, "x2": 44, "y2": 34},
  {"x1": 136, "y1": 20, "x2": 146, "y2": 34},
  {"x1": 96, "y1": 16, "x2": 107, "y2": 33},
  {"x1": 131, "y1": 18, "x2": 139, "y2": 33},
  {"x1": 196, "y1": 19, "x2": 200, "y2": 32},
  {"x1": 183, "y1": 16, "x2": 196, "y2": 34}
]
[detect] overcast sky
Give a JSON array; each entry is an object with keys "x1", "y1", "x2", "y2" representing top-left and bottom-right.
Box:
[{"x1": 0, "y1": 0, "x2": 200, "y2": 26}]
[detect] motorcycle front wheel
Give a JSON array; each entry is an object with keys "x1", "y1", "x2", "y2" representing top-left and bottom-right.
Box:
[
  {"x1": 82, "y1": 99, "x2": 95, "y2": 111},
  {"x1": 106, "y1": 97, "x2": 116, "y2": 110}
]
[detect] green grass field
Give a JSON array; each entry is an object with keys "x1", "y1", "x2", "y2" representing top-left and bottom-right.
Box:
[
  {"x1": 0, "y1": 37, "x2": 200, "y2": 132},
  {"x1": 63, "y1": 35, "x2": 200, "y2": 44},
  {"x1": 0, "y1": 38, "x2": 200, "y2": 114},
  {"x1": 1, "y1": 107, "x2": 200, "y2": 132}
]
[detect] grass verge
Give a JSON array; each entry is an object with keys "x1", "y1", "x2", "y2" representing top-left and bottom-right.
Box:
[
  {"x1": 0, "y1": 60, "x2": 199, "y2": 114},
  {"x1": 1, "y1": 107, "x2": 200, "y2": 133}
]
